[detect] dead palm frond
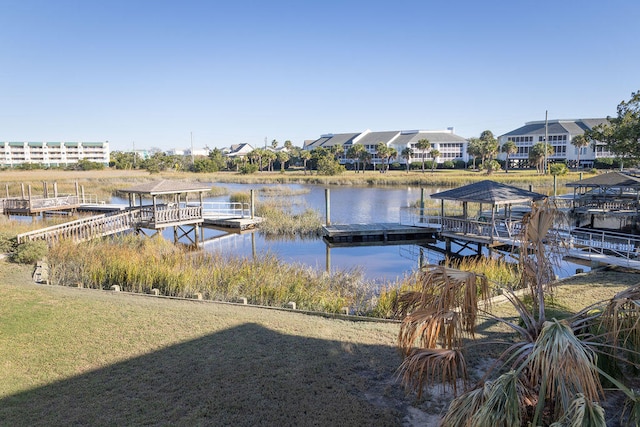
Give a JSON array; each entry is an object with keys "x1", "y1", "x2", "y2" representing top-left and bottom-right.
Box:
[
  {"x1": 516, "y1": 199, "x2": 559, "y2": 323},
  {"x1": 549, "y1": 393, "x2": 606, "y2": 427},
  {"x1": 396, "y1": 348, "x2": 467, "y2": 398},
  {"x1": 599, "y1": 285, "x2": 640, "y2": 362},
  {"x1": 397, "y1": 308, "x2": 463, "y2": 356},
  {"x1": 527, "y1": 319, "x2": 603, "y2": 423},
  {"x1": 469, "y1": 371, "x2": 525, "y2": 427}
]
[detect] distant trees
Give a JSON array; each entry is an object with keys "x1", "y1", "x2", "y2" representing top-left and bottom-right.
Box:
[
  {"x1": 587, "y1": 91, "x2": 640, "y2": 166},
  {"x1": 529, "y1": 142, "x2": 554, "y2": 174},
  {"x1": 346, "y1": 143, "x2": 366, "y2": 173}
]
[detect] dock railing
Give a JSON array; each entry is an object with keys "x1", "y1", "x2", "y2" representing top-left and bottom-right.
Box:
[
  {"x1": 191, "y1": 202, "x2": 251, "y2": 218},
  {"x1": 400, "y1": 207, "x2": 524, "y2": 239},
  {"x1": 16, "y1": 210, "x2": 140, "y2": 244},
  {"x1": 570, "y1": 227, "x2": 640, "y2": 260}
]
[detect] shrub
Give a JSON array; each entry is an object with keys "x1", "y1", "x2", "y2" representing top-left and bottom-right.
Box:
[
  {"x1": 12, "y1": 240, "x2": 48, "y2": 264},
  {"x1": 442, "y1": 160, "x2": 455, "y2": 169},
  {"x1": 239, "y1": 163, "x2": 259, "y2": 174},
  {"x1": 0, "y1": 232, "x2": 15, "y2": 253},
  {"x1": 317, "y1": 157, "x2": 345, "y2": 176}
]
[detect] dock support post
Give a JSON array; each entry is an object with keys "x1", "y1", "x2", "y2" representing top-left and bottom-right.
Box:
[
  {"x1": 250, "y1": 189, "x2": 255, "y2": 219},
  {"x1": 4, "y1": 184, "x2": 8, "y2": 198},
  {"x1": 553, "y1": 175, "x2": 557, "y2": 197},
  {"x1": 21, "y1": 183, "x2": 25, "y2": 199},
  {"x1": 419, "y1": 188, "x2": 425, "y2": 223},
  {"x1": 326, "y1": 244, "x2": 331, "y2": 273},
  {"x1": 53, "y1": 182, "x2": 58, "y2": 197},
  {"x1": 325, "y1": 188, "x2": 331, "y2": 226}
]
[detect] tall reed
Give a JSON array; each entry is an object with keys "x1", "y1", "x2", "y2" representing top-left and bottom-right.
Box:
[{"x1": 46, "y1": 236, "x2": 373, "y2": 314}]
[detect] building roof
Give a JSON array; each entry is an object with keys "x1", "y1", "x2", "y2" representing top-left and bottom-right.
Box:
[
  {"x1": 305, "y1": 133, "x2": 360, "y2": 149},
  {"x1": 354, "y1": 131, "x2": 400, "y2": 146},
  {"x1": 501, "y1": 118, "x2": 609, "y2": 137},
  {"x1": 565, "y1": 172, "x2": 640, "y2": 189},
  {"x1": 430, "y1": 180, "x2": 547, "y2": 205},
  {"x1": 121, "y1": 180, "x2": 212, "y2": 195}
]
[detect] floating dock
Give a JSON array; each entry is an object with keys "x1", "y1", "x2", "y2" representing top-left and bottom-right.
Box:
[
  {"x1": 322, "y1": 223, "x2": 436, "y2": 247},
  {"x1": 203, "y1": 216, "x2": 263, "y2": 231}
]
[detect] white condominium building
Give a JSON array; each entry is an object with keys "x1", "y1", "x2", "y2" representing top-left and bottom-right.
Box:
[{"x1": 0, "y1": 141, "x2": 110, "y2": 167}]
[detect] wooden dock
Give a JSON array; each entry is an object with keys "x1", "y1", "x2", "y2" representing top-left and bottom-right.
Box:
[
  {"x1": 322, "y1": 223, "x2": 436, "y2": 247},
  {"x1": 203, "y1": 216, "x2": 263, "y2": 231}
]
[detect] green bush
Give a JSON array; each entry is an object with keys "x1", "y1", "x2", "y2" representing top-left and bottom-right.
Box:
[
  {"x1": 0, "y1": 232, "x2": 15, "y2": 253},
  {"x1": 239, "y1": 163, "x2": 259, "y2": 174},
  {"x1": 442, "y1": 160, "x2": 455, "y2": 169},
  {"x1": 12, "y1": 240, "x2": 48, "y2": 264}
]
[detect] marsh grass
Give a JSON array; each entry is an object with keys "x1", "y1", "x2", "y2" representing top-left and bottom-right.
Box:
[
  {"x1": 256, "y1": 202, "x2": 323, "y2": 237},
  {"x1": 46, "y1": 236, "x2": 374, "y2": 314}
]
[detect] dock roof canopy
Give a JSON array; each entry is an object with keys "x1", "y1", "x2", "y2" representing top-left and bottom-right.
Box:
[
  {"x1": 430, "y1": 180, "x2": 546, "y2": 205},
  {"x1": 565, "y1": 171, "x2": 640, "y2": 190},
  {"x1": 121, "y1": 180, "x2": 211, "y2": 196}
]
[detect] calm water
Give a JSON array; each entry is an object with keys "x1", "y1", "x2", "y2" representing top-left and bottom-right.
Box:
[{"x1": 189, "y1": 183, "x2": 586, "y2": 284}]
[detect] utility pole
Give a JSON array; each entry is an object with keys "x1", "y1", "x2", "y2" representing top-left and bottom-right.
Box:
[
  {"x1": 132, "y1": 141, "x2": 136, "y2": 168},
  {"x1": 544, "y1": 110, "x2": 548, "y2": 174}
]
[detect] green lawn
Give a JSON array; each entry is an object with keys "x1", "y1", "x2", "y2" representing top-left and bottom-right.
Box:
[{"x1": 2, "y1": 260, "x2": 638, "y2": 426}]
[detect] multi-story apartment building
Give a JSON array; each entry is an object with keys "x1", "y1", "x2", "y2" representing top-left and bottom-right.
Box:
[
  {"x1": 304, "y1": 128, "x2": 468, "y2": 166},
  {"x1": 498, "y1": 118, "x2": 612, "y2": 169},
  {"x1": 0, "y1": 141, "x2": 109, "y2": 167}
]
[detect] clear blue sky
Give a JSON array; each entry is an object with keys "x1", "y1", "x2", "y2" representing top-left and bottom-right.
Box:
[{"x1": 1, "y1": 0, "x2": 638, "y2": 152}]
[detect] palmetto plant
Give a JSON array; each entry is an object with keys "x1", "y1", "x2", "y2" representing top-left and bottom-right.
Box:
[{"x1": 395, "y1": 200, "x2": 640, "y2": 426}]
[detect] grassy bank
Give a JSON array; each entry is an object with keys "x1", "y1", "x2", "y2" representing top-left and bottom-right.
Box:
[
  {"x1": 0, "y1": 259, "x2": 405, "y2": 426},
  {"x1": 1, "y1": 260, "x2": 638, "y2": 426},
  {"x1": 0, "y1": 168, "x2": 588, "y2": 197}
]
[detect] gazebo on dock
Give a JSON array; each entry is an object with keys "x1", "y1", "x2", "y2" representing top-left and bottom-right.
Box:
[
  {"x1": 121, "y1": 180, "x2": 211, "y2": 246},
  {"x1": 430, "y1": 180, "x2": 546, "y2": 253},
  {"x1": 565, "y1": 171, "x2": 640, "y2": 211}
]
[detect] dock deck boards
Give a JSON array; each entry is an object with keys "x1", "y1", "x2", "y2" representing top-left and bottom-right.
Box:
[{"x1": 322, "y1": 223, "x2": 437, "y2": 246}]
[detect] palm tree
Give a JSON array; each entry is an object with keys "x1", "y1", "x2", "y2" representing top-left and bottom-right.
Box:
[
  {"x1": 467, "y1": 138, "x2": 482, "y2": 169},
  {"x1": 571, "y1": 134, "x2": 590, "y2": 169},
  {"x1": 346, "y1": 144, "x2": 366, "y2": 173},
  {"x1": 395, "y1": 200, "x2": 640, "y2": 426},
  {"x1": 276, "y1": 151, "x2": 289, "y2": 173},
  {"x1": 376, "y1": 142, "x2": 389, "y2": 173},
  {"x1": 299, "y1": 149, "x2": 311, "y2": 175},
  {"x1": 429, "y1": 149, "x2": 440, "y2": 174},
  {"x1": 263, "y1": 149, "x2": 277, "y2": 172},
  {"x1": 387, "y1": 147, "x2": 398, "y2": 172},
  {"x1": 330, "y1": 144, "x2": 344, "y2": 161},
  {"x1": 479, "y1": 130, "x2": 499, "y2": 167},
  {"x1": 416, "y1": 138, "x2": 431, "y2": 173},
  {"x1": 529, "y1": 142, "x2": 554, "y2": 174},
  {"x1": 358, "y1": 150, "x2": 371, "y2": 173},
  {"x1": 501, "y1": 140, "x2": 517, "y2": 173},
  {"x1": 401, "y1": 147, "x2": 413, "y2": 173}
]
